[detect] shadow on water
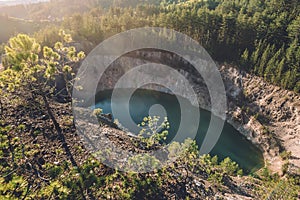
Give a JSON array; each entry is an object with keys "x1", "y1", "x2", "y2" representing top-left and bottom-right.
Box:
[{"x1": 95, "y1": 89, "x2": 264, "y2": 173}]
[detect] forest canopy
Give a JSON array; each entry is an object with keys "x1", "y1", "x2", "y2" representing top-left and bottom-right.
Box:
[{"x1": 19, "y1": 0, "x2": 299, "y2": 92}]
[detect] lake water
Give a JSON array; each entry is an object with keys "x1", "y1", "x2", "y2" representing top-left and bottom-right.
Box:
[{"x1": 95, "y1": 89, "x2": 264, "y2": 173}]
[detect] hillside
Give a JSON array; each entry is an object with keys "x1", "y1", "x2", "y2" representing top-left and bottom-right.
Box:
[
  {"x1": 0, "y1": 0, "x2": 163, "y2": 20},
  {"x1": 0, "y1": 15, "x2": 48, "y2": 44},
  {"x1": 0, "y1": 0, "x2": 48, "y2": 7}
]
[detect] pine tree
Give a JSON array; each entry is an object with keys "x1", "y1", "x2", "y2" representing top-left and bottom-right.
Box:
[
  {"x1": 288, "y1": 15, "x2": 300, "y2": 40},
  {"x1": 275, "y1": 58, "x2": 286, "y2": 84},
  {"x1": 264, "y1": 46, "x2": 283, "y2": 83},
  {"x1": 240, "y1": 48, "x2": 250, "y2": 69},
  {"x1": 251, "y1": 40, "x2": 264, "y2": 73},
  {"x1": 258, "y1": 44, "x2": 275, "y2": 77},
  {"x1": 0, "y1": 32, "x2": 85, "y2": 166}
]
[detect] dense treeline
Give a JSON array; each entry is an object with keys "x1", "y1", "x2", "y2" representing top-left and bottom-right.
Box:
[
  {"x1": 30, "y1": 0, "x2": 300, "y2": 92},
  {"x1": 0, "y1": 0, "x2": 299, "y2": 90}
]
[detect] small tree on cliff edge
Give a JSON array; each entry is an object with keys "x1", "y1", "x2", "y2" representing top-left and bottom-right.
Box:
[{"x1": 0, "y1": 31, "x2": 85, "y2": 163}]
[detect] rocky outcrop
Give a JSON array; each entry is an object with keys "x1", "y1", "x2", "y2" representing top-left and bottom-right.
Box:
[{"x1": 220, "y1": 66, "x2": 300, "y2": 174}]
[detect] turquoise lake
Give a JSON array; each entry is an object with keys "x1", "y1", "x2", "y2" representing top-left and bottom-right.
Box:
[{"x1": 95, "y1": 89, "x2": 264, "y2": 173}]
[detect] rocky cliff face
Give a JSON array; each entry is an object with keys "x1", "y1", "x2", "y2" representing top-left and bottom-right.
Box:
[
  {"x1": 84, "y1": 50, "x2": 299, "y2": 174},
  {"x1": 221, "y1": 66, "x2": 300, "y2": 175}
]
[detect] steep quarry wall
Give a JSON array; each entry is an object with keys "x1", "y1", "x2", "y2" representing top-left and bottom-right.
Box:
[{"x1": 222, "y1": 66, "x2": 300, "y2": 174}]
